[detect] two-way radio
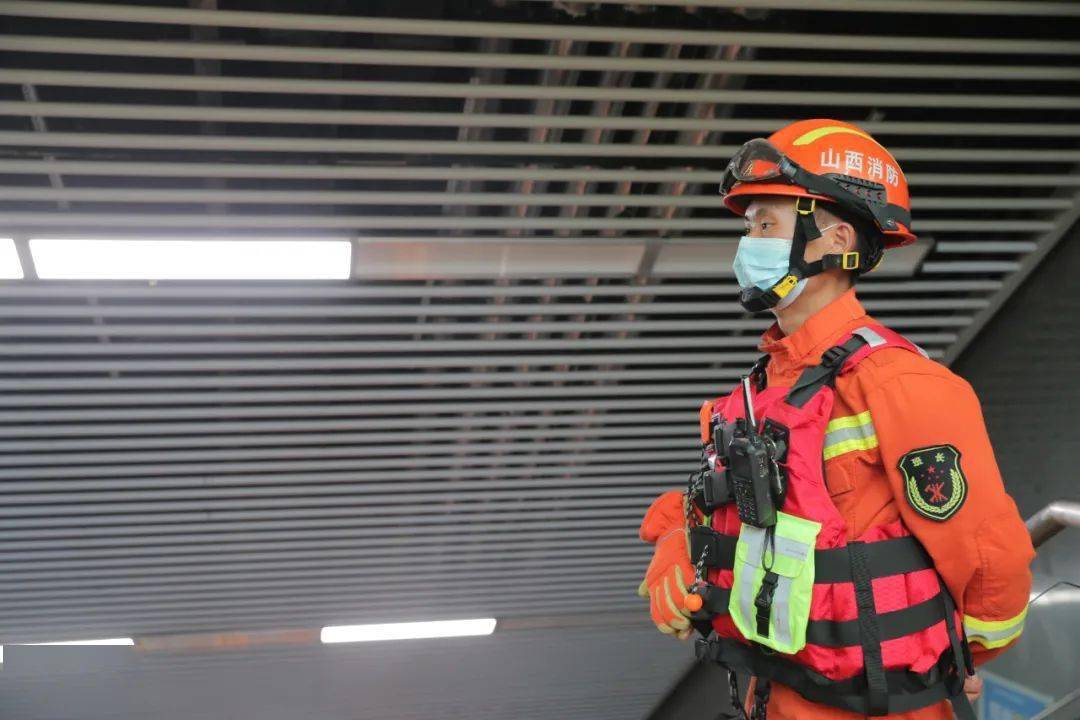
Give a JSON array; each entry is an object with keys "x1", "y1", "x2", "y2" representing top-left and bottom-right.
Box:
[{"x1": 726, "y1": 376, "x2": 785, "y2": 528}]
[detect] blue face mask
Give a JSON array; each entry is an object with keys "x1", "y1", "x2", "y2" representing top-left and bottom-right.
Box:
[
  {"x1": 733, "y1": 236, "x2": 795, "y2": 291},
  {"x1": 732, "y1": 225, "x2": 837, "y2": 309}
]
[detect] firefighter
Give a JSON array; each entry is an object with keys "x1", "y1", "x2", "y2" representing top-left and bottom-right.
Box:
[{"x1": 636, "y1": 119, "x2": 1033, "y2": 720}]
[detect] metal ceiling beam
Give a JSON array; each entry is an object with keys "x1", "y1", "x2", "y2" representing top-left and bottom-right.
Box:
[
  {"x1": 0, "y1": 437, "x2": 695, "y2": 467},
  {"x1": 0, "y1": 521, "x2": 642, "y2": 554},
  {"x1": 0, "y1": 398, "x2": 712, "y2": 422},
  {"x1": 0, "y1": 279, "x2": 1003, "y2": 298},
  {"x1": 519, "y1": 0, "x2": 1080, "y2": 14},
  {"x1": 11, "y1": 210, "x2": 746, "y2": 230},
  {"x1": 0, "y1": 160, "x2": 725, "y2": 183},
  {"x1": 935, "y1": 241, "x2": 1037, "y2": 253},
  {"x1": 0, "y1": 212, "x2": 1049, "y2": 232},
  {"x1": 0, "y1": 316, "x2": 968, "y2": 341},
  {"x1": 0, "y1": 319, "x2": 774, "y2": 337},
  {"x1": 6, "y1": 538, "x2": 650, "y2": 574},
  {"x1": 0, "y1": 129, "x2": 747, "y2": 158},
  {"x1": 0, "y1": 468, "x2": 856, "y2": 505},
  {"x1": 5, "y1": 36, "x2": 1079, "y2": 80},
  {"x1": 0, "y1": 413, "x2": 704, "y2": 439},
  {"x1": 0, "y1": 369, "x2": 752, "y2": 391},
  {"x1": 0, "y1": 186, "x2": 1072, "y2": 207},
  {"x1": 921, "y1": 261, "x2": 1021, "y2": 273},
  {"x1": 0, "y1": 332, "x2": 956, "y2": 356},
  {"x1": 1, "y1": 518, "x2": 644, "y2": 551},
  {"x1": 0, "y1": 159, "x2": 1068, "y2": 188},
  {"x1": 0, "y1": 447, "x2": 687, "y2": 482},
  {"x1": 0, "y1": 187, "x2": 1057, "y2": 212},
  {"x1": 3, "y1": 70, "x2": 1079, "y2": 108},
  {"x1": 0, "y1": 504, "x2": 646, "y2": 527},
  {"x1": 2, "y1": 2, "x2": 1077, "y2": 53},
  {"x1": 0, "y1": 185, "x2": 736, "y2": 208},
  {"x1": 0, "y1": 534, "x2": 631, "y2": 558},
  {"x1": 0, "y1": 424, "x2": 688, "y2": 451},
  {"x1": 10, "y1": 570, "x2": 657, "y2": 605},
  {"x1": 0, "y1": 337, "x2": 964, "y2": 388},
  {"x1": 0, "y1": 457, "x2": 695, "y2": 489},
  {"x1": 3, "y1": 131, "x2": 1079, "y2": 163},
  {"x1": 4, "y1": 567, "x2": 650, "y2": 608},
  {"x1": 0, "y1": 356, "x2": 753, "y2": 376},
  {"x1": 2, "y1": 544, "x2": 651, "y2": 581},
  {"x1": 0, "y1": 508, "x2": 654, "y2": 538},
  {"x1": 0, "y1": 299, "x2": 992, "y2": 316},
  {"x1": 0, "y1": 349, "x2": 947, "y2": 375}
]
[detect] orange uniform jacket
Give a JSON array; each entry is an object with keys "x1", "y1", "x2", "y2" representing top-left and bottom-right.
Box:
[{"x1": 728, "y1": 288, "x2": 1034, "y2": 720}]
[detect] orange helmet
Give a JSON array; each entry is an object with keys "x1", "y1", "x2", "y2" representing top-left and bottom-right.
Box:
[{"x1": 720, "y1": 118, "x2": 915, "y2": 250}]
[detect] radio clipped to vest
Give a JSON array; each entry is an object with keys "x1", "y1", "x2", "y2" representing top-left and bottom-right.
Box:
[
  {"x1": 691, "y1": 376, "x2": 788, "y2": 523},
  {"x1": 727, "y1": 376, "x2": 788, "y2": 528}
]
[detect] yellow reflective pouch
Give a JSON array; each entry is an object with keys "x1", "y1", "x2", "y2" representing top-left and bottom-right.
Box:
[{"x1": 728, "y1": 512, "x2": 822, "y2": 654}]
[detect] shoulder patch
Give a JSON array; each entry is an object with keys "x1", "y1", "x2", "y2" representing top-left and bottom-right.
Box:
[{"x1": 897, "y1": 444, "x2": 967, "y2": 521}]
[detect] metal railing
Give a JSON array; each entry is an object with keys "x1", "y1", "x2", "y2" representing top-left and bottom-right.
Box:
[{"x1": 1026, "y1": 500, "x2": 1080, "y2": 548}]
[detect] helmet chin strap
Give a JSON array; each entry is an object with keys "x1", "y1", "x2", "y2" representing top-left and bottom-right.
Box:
[{"x1": 737, "y1": 197, "x2": 864, "y2": 313}]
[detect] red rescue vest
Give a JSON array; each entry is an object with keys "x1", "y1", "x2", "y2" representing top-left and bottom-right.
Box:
[{"x1": 687, "y1": 324, "x2": 974, "y2": 718}]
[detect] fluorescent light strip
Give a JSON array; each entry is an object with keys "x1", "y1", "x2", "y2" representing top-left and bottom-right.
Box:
[
  {"x1": 29, "y1": 238, "x2": 352, "y2": 280},
  {"x1": 321, "y1": 618, "x2": 497, "y2": 644},
  {"x1": 0, "y1": 238, "x2": 24, "y2": 279}
]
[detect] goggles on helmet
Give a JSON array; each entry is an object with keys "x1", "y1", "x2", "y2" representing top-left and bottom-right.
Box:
[
  {"x1": 719, "y1": 138, "x2": 903, "y2": 235},
  {"x1": 719, "y1": 138, "x2": 788, "y2": 192}
]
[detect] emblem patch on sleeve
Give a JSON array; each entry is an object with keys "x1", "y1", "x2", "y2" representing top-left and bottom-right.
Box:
[{"x1": 897, "y1": 444, "x2": 967, "y2": 521}]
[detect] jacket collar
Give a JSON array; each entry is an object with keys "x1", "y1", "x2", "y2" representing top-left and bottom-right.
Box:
[{"x1": 757, "y1": 287, "x2": 869, "y2": 380}]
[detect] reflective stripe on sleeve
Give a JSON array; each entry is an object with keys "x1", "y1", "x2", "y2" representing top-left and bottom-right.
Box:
[
  {"x1": 964, "y1": 607, "x2": 1028, "y2": 649},
  {"x1": 823, "y1": 410, "x2": 878, "y2": 460}
]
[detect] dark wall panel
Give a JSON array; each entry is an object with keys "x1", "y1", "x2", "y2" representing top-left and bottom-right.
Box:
[{"x1": 952, "y1": 224, "x2": 1080, "y2": 585}]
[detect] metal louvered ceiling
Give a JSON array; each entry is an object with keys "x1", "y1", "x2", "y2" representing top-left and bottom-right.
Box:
[{"x1": 0, "y1": 2, "x2": 1079, "y2": 720}]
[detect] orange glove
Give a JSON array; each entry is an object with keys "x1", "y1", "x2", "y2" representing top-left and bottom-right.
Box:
[{"x1": 637, "y1": 490, "x2": 696, "y2": 641}]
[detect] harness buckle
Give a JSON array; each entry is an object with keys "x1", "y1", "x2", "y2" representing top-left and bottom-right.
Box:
[
  {"x1": 694, "y1": 636, "x2": 721, "y2": 663},
  {"x1": 754, "y1": 571, "x2": 780, "y2": 637},
  {"x1": 795, "y1": 196, "x2": 816, "y2": 215},
  {"x1": 819, "y1": 346, "x2": 847, "y2": 368}
]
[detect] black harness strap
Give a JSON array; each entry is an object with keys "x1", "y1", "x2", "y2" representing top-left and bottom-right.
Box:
[
  {"x1": 750, "y1": 353, "x2": 771, "y2": 393},
  {"x1": 687, "y1": 585, "x2": 949, "y2": 653},
  {"x1": 814, "y1": 535, "x2": 935, "y2": 584},
  {"x1": 697, "y1": 637, "x2": 961, "y2": 717},
  {"x1": 939, "y1": 579, "x2": 977, "y2": 720},
  {"x1": 784, "y1": 334, "x2": 868, "y2": 409},
  {"x1": 805, "y1": 593, "x2": 948, "y2": 648},
  {"x1": 689, "y1": 526, "x2": 738, "y2": 569},
  {"x1": 849, "y1": 540, "x2": 890, "y2": 716},
  {"x1": 689, "y1": 528, "x2": 935, "y2": 582}
]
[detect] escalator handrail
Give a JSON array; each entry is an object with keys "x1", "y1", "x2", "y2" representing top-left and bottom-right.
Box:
[{"x1": 1026, "y1": 500, "x2": 1080, "y2": 549}]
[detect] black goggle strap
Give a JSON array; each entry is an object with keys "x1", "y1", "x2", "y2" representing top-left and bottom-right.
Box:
[
  {"x1": 783, "y1": 160, "x2": 893, "y2": 231},
  {"x1": 785, "y1": 159, "x2": 918, "y2": 240}
]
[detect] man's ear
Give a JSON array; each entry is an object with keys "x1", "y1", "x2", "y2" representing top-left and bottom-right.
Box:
[{"x1": 832, "y1": 222, "x2": 859, "y2": 254}]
